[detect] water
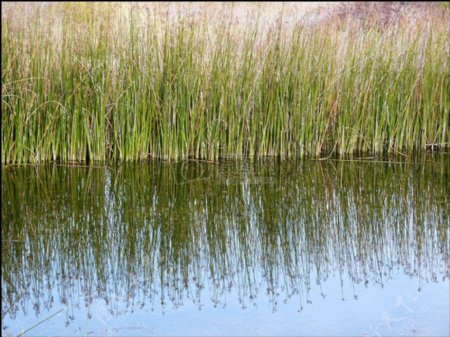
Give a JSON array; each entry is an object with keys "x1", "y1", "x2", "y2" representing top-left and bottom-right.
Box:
[{"x1": 2, "y1": 157, "x2": 449, "y2": 336}]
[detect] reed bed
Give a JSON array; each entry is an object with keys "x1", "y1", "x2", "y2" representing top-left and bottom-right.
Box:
[{"x1": 2, "y1": 3, "x2": 449, "y2": 163}]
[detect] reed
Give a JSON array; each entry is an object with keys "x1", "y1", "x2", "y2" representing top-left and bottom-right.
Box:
[{"x1": 2, "y1": 3, "x2": 449, "y2": 163}]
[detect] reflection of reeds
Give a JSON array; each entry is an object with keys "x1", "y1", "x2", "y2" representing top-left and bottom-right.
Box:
[
  {"x1": 2, "y1": 3, "x2": 449, "y2": 163},
  {"x1": 2, "y1": 157, "x2": 449, "y2": 321}
]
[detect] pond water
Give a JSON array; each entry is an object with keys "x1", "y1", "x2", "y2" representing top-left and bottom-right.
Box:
[{"x1": 2, "y1": 156, "x2": 449, "y2": 336}]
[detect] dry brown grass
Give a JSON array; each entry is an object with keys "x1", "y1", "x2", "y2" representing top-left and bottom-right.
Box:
[{"x1": 3, "y1": 2, "x2": 446, "y2": 27}]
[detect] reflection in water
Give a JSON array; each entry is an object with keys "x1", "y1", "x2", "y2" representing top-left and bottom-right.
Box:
[{"x1": 2, "y1": 158, "x2": 449, "y2": 329}]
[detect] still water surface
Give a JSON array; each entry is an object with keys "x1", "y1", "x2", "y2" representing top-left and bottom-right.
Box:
[{"x1": 2, "y1": 157, "x2": 449, "y2": 336}]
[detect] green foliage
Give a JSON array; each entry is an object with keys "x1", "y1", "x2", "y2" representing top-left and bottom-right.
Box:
[{"x1": 2, "y1": 7, "x2": 449, "y2": 163}]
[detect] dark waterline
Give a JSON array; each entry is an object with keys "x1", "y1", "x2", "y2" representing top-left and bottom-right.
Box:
[{"x1": 2, "y1": 156, "x2": 449, "y2": 336}]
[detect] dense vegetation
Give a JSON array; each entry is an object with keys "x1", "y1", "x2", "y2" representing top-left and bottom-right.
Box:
[{"x1": 2, "y1": 3, "x2": 449, "y2": 163}]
